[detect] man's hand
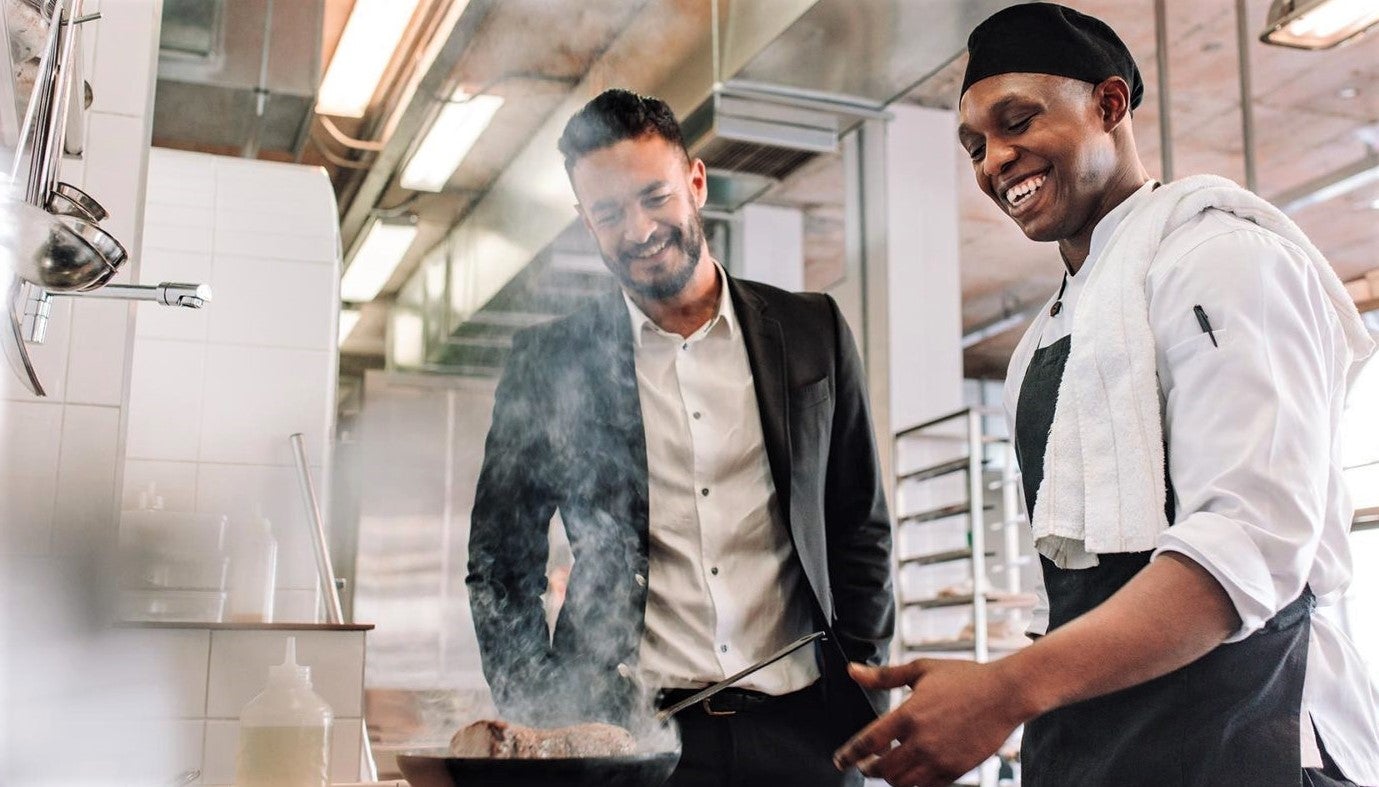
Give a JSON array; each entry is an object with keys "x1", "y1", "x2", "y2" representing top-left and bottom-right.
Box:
[
  {"x1": 832, "y1": 553, "x2": 1241, "y2": 786},
  {"x1": 832, "y1": 659, "x2": 1033, "y2": 787}
]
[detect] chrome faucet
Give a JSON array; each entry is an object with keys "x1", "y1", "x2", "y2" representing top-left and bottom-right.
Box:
[{"x1": 22, "y1": 281, "x2": 212, "y2": 343}]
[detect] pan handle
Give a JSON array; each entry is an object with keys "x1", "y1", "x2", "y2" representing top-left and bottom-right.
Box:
[{"x1": 655, "y1": 631, "x2": 826, "y2": 721}]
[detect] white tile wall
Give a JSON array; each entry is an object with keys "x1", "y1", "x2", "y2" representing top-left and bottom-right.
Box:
[
  {"x1": 0, "y1": 402, "x2": 64, "y2": 552},
  {"x1": 276, "y1": 587, "x2": 324, "y2": 623},
  {"x1": 197, "y1": 344, "x2": 332, "y2": 465},
  {"x1": 213, "y1": 228, "x2": 339, "y2": 264},
  {"x1": 107, "y1": 627, "x2": 212, "y2": 718},
  {"x1": 126, "y1": 338, "x2": 206, "y2": 461},
  {"x1": 88, "y1": 0, "x2": 161, "y2": 119},
  {"x1": 122, "y1": 459, "x2": 199, "y2": 510},
  {"x1": 142, "y1": 220, "x2": 216, "y2": 255},
  {"x1": 52, "y1": 404, "x2": 122, "y2": 552},
  {"x1": 83, "y1": 111, "x2": 151, "y2": 252},
  {"x1": 124, "y1": 150, "x2": 342, "y2": 622},
  {"x1": 64, "y1": 299, "x2": 134, "y2": 406},
  {"x1": 17, "y1": 715, "x2": 205, "y2": 785},
  {"x1": 205, "y1": 256, "x2": 337, "y2": 349}
]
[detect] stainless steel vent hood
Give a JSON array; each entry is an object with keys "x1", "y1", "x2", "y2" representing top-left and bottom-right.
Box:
[{"x1": 682, "y1": 82, "x2": 885, "y2": 211}]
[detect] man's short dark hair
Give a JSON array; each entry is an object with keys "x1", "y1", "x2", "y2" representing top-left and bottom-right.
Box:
[{"x1": 557, "y1": 89, "x2": 688, "y2": 174}]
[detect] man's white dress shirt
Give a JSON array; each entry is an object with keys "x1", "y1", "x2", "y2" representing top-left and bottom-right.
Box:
[
  {"x1": 1003, "y1": 182, "x2": 1379, "y2": 781},
  {"x1": 625, "y1": 265, "x2": 818, "y2": 695}
]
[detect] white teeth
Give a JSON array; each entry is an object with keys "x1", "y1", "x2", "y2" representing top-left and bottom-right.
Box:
[
  {"x1": 1005, "y1": 174, "x2": 1047, "y2": 207},
  {"x1": 634, "y1": 239, "x2": 669, "y2": 258}
]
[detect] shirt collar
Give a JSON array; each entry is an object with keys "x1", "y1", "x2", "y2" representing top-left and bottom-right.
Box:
[
  {"x1": 623, "y1": 261, "x2": 736, "y2": 347},
  {"x1": 1080, "y1": 180, "x2": 1158, "y2": 277}
]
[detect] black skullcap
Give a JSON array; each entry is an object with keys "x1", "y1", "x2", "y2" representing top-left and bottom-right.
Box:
[{"x1": 961, "y1": 3, "x2": 1143, "y2": 110}]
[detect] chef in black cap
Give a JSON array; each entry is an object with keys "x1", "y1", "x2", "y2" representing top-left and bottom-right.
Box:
[{"x1": 833, "y1": 4, "x2": 1379, "y2": 787}]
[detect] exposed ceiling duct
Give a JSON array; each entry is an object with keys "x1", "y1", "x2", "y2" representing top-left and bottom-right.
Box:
[{"x1": 152, "y1": 0, "x2": 323, "y2": 157}]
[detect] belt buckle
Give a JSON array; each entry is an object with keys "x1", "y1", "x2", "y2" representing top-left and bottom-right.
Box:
[{"x1": 700, "y1": 696, "x2": 737, "y2": 717}]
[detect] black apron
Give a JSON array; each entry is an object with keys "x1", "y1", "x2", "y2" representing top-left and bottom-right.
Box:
[{"x1": 1014, "y1": 335, "x2": 1314, "y2": 787}]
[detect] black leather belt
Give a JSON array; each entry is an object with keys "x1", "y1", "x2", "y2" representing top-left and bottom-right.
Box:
[{"x1": 657, "y1": 682, "x2": 821, "y2": 717}]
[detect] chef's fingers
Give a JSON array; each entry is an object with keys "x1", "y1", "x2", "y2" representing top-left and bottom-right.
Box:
[
  {"x1": 848, "y1": 659, "x2": 929, "y2": 689},
  {"x1": 858, "y1": 735, "x2": 959, "y2": 787},
  {"x1": 890, "y1": 760, "x2": 952, "y2": 787},
  {"x1": 832, "y1": 709, "x2": 907, "y2": 769}
]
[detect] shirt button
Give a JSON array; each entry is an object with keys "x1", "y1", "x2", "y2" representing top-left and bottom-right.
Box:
[
  {"x1": 634, "y1": 573, "x2": 647, "y2": 588},
  {"x1": 719, "y1": 645, "x2": 728, "y2": 653},
  {"x1": 692, "y1": 411, "x2": 702, "y2": 420},
  {"x1": 681, "y1": 342, "x2": 688, "y2": 350},
  {"x1": 616, "y1": 663, "x2": 633, "y2": 679},
  {"x1": 710, "y1": 567, "x2": 719, "y2": 576},
  {"x1": 700, "y1": 488, "x2": 709, "y2": 497}
]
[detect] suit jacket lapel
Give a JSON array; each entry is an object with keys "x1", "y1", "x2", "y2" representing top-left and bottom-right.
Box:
[{"x1": 728, "y1": 279, "x2": 793, "y2": 523}]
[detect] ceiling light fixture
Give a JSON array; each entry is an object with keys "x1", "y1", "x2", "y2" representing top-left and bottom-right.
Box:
[
  {"x1": 1274, "y1": 150, "x2": 1379, "y2": 213},
  {"x1": 400, "y1": 92, "x2": 505, "y2": 192},
  {"x1": 340, "y1": 218, "x2": 420, "y2": 302},
  {"x1": 339, "y1": 308, "x2": 362, "y2": 346},
  {"x1": 1259, "y1": 0, "x2": 1379, "y2": 49},
  {"x1": 316, "y1": 0, "x2": 421, "y2": 117}
]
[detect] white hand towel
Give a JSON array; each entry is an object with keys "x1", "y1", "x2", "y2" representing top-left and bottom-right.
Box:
[{"x1": 1009, "y1": 175, "x2": 1374, "y2": 569}]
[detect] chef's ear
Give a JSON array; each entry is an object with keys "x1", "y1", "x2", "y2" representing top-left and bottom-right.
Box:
[{"x1": 1095, "y1": 76, "x2": 1132, "y2": 130}]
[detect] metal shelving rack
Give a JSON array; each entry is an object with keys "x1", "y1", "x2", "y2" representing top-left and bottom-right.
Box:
[{"x1": 893, "y1": 406, "x2": 1031, "y2": 786}]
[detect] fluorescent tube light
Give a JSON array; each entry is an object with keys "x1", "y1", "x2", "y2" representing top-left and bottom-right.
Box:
[
  {"x1": 400, "y1": 92, "x2": 505, "y2": 192},
  {"x1": 341, "y1": 220, "x2": 419, "y2": 302},
  {"x1": 1260, "y1": 0, "x2": 1379, "y2": 49},
  {"x1": 316, "y1": 0, "x2": 421, "y2": 117},
  {"x1": 338, "y1": 308, "x2": 362, "y2": 346}
]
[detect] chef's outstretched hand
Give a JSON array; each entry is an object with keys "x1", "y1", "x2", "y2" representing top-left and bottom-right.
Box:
[{"x1": 832, "y1": 658, "x2": 1032, "y2": 787}]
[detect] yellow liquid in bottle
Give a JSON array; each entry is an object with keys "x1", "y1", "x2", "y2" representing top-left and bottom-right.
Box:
[{"x1": 235, "y1": 725, "x2": 329, "y2": 787}]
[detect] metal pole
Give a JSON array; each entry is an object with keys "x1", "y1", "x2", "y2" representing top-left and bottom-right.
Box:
[
  {"x1": 243, "y1": 0, "x2": 274, "y2": 158},
  {"x1": 1153, "y1": 0, "x2": 1175, "y2": 182},
  {"x1": 1235, "y1": 0, "x2": 1259, "y2": 192},
  {"x1": 968, "y1": 409, "x2": 989, "y2": 664},
  {"x1": 290, "y1": 433, "x2": 346, "y2": 624}
]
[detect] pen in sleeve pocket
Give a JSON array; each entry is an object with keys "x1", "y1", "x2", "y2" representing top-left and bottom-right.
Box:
[{"x1": 1193, "y1": 305, "x2": 1218, "y2": 347}]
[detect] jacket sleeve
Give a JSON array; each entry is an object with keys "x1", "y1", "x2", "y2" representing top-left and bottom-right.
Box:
[
  {"x1": 821, "y1": 295, "x2": 896, "y2": 667},
  {"x1": 466, "y1": 329, "x2": 560, "y2": 720}
]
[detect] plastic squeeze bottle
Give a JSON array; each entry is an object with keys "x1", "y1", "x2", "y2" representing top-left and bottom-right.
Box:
[{"x1": 234, "y1": 637, "x2": 332, "y2": 787}]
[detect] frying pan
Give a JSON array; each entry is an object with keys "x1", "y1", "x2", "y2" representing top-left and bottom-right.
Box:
[
  {"x1": 398, "y1": 631, "x2": 830, "y2": 786},
  {"x1": 395, "y1": 748, "x2": 680, "y2": 787}
]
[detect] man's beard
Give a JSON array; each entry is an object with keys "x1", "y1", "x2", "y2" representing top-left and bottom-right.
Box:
[{"x1": 608, "y1": 214, "x2": 705, "y2": 300}]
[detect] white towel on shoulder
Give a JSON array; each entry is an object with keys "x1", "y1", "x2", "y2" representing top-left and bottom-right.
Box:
[{"x1": 1008, "y1": 175, "x2": 1374, "y2": 569}]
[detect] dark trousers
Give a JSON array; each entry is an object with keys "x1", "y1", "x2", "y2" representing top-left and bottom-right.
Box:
[{"x1": 660, "y1": 683, "x2": 863, "y2": 787}]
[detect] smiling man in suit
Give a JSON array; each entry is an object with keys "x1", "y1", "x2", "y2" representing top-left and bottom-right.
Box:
[{"x1": 466, "y1": 88, "x2": 893, "y2": 786}]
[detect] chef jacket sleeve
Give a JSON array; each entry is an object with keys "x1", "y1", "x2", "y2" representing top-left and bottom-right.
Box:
[{"x1": 1147, "y1": 221, "x2": 1344, "y2": 642}]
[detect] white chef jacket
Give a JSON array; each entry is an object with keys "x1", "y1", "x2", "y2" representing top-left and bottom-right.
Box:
[
  {"x1": 625, "y1": 264, "x2": 819, "y2": 695},
  {"x1": 1003, "y1": 182, "x2": 1379, "y2": 782}
]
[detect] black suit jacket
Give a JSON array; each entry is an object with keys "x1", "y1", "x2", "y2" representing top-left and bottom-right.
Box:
[{"x1": 467, "y1": 276, "x2": 893, "y2": 740}]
